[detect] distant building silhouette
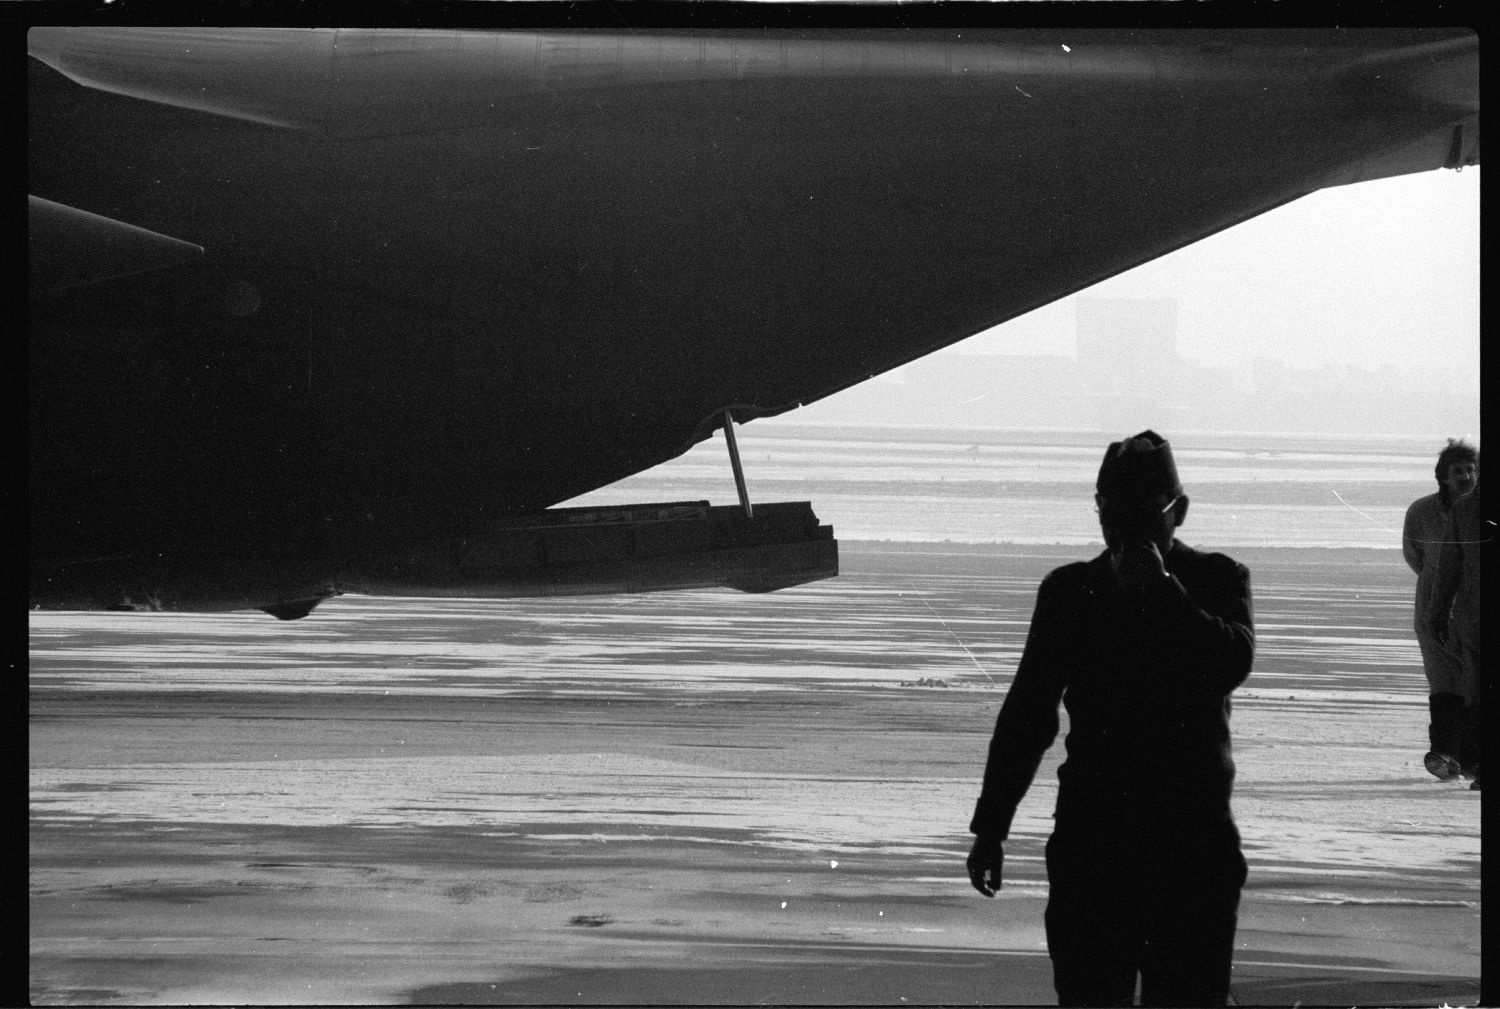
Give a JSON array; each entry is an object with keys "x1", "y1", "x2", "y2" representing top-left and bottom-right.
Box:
[{"x1": 799, "y1": 296, "x2": 1477, "y2": 436}]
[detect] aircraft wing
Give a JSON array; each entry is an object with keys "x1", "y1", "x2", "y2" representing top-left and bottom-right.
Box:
[{"x1": 28, "y1": 27, "x2": 1478, "y2": 615}]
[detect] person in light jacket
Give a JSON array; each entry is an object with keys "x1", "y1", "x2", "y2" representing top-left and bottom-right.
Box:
[{"x1": 1402, "y1": 439, "x2": 1478, "y2": 780}]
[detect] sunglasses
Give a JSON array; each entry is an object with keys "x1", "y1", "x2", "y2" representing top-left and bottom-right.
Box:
[{"x1": 1095, "y1": 493, "x2": 1181, "y2": 517}]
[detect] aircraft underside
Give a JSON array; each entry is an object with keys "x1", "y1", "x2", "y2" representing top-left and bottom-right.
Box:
[{"x1": 27, "y1": 27, "x2": 1477, "y2": 615}]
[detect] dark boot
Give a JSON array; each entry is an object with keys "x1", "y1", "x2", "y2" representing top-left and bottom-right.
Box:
[
  {"x1": 1425, "y1": 693, "x2": 1465, "y2": 779},
  {"x1": 1425, "y1": 751, "x2": 1463, "y2": 780}
]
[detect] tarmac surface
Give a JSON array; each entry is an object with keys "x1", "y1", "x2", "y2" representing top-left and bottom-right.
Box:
[{"x1": 28, "y1": 543, "x2": 1483, "y2": 1005}]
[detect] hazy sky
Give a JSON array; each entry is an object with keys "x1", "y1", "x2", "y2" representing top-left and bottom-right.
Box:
[{"x1": 952, "y1": 166, "x2": 1480, "y2": 371}]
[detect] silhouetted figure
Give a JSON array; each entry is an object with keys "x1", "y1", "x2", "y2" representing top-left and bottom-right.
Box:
[
  {"x1": 1402, "y1": 439, "x2": 1478, "y2": 780},
  {"x1": 967, "y1": 431, "x2": 1253, "y2": 1007},
  {"x1": 1428, "y1": 476, "x2": 1482, "y2": 790}
]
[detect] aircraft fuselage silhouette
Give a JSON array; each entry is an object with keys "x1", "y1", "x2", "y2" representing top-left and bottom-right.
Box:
[{"x1": 28, "y1": 28, "x2": 1478, "y2": 616}]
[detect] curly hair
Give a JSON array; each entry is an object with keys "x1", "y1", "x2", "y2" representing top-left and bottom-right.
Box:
[{"x1": 1434, "y1": 438, "x2": 1479, "y2": 504}]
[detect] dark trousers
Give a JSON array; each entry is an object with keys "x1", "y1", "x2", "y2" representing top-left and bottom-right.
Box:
[
  {"x1": 1044, "y1": 820, "x2": 1247, "y2": 1007},
  {"x1": 1433, "y1": 693, "x2": 1483, "y2": 773},
  {"x1": 1460, "y1": 701, "x2": 1481, "y2": 774}
]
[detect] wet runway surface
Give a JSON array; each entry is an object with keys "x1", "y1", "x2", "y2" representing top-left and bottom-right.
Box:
[{"x1": 29, "y1": 544, "x2": 1482, "y2": 1004}]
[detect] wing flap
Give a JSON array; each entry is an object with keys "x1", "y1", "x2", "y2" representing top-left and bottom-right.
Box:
[
  {"x1": 28, "y1": 196, "x2": 204, "y2": 296},
  {"x1": 27, "y1": 26, "x2": 321, "y2": 130},
  {"x1": 342, "y1": 501, "x2": 839, "y2": 598}
]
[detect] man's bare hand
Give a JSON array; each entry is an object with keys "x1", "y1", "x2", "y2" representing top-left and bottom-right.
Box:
[{"x1": 967, "y1": 836, "x2": 1005, "y2": 897}]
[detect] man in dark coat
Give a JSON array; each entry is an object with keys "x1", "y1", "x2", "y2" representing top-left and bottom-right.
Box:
[
  {"x1": 1429, "y1": 477, "x2": 1482, "y2": 790},
  {"x1": 966, "y1": 430, "x2": 1254, "y2": 1007}
]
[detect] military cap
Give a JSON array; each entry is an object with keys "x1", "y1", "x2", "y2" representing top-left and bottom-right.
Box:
[{"x1": 1096, "y1": 429, "x2": 1182, "y2": 503}]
